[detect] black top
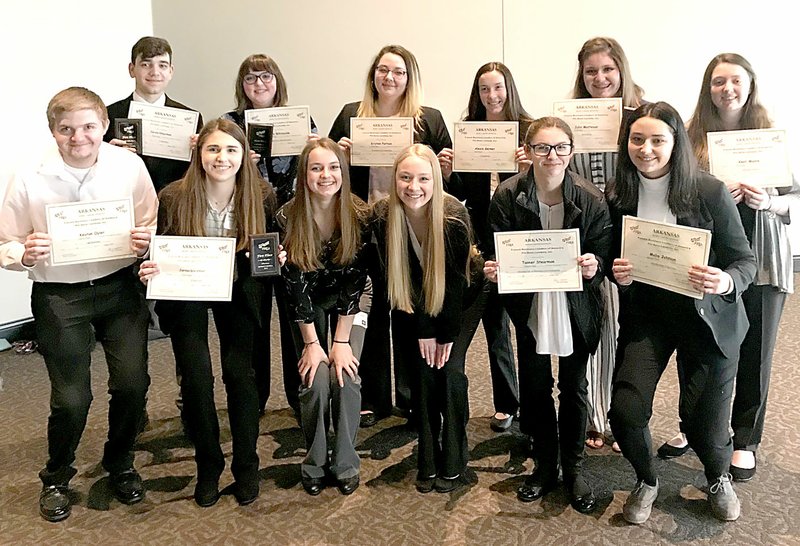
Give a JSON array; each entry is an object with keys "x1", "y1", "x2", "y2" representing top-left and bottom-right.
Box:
[
  {"x1": 275, "y1": 199, "x2": 370, "y2": 323},
  {"x1": 606, "y1": 171, "x2": 756, "y2": 359},
  {"x1": 372, "y1": 195, "x2": 473, "y2": 343},
  {"x1": 223, "y1": 110, "x2": 319, "y2": 207},
  {"x1": 487, "y1": 170, "x2": 612, "y2": 351},
  {"x1": 104, "y1": 94, "x2": 204, "y2": 193},
  {"x1": 328, "y1": 101, "x2": 452, "y2": 202}
]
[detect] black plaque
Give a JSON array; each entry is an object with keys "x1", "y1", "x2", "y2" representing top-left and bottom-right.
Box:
[
  {"x1": 114, "y1": 118, "x2": 142, "y2": 154},
  {"x1": 247, "y1": 123, "x2": 274, "y2": 157},
  {"x1": 249, "y1": 232, "x2": 280, "y2": 277}
]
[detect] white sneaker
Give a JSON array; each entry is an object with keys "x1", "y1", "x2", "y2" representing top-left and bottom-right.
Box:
[
  {"x1": 708, "y1": 473, "x2": 741, "y2": 521},
  {"x1": 623, "y1": 479, "x2": 659, "y2": 524}
]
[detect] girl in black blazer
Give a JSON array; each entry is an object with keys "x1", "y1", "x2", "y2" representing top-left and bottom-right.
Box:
[
  {"x1": 329, "y1": 44, "x2": 452, "y2": 426},
  {"x1": 139, "y1": 119, "x2": 277, "y2": 508},
  {"x1": 607, "y1": 102, "x2": 756, "y2": 524},
  {"x1": 486, "y1": 117, "x2": 611, "y2": 514},
  {"x1": 372, "y1": 144, "x2": 486, "y2": 494}
]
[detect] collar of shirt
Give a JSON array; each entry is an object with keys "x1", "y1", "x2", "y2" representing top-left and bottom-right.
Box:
[{"x1": 132, "y1": 91, "x2": 167, "y2": 107}]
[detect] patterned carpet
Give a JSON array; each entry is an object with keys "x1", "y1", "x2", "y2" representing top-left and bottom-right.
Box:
[{"x1": 0, "y1": 284, "x2": 799, "y2": 545}]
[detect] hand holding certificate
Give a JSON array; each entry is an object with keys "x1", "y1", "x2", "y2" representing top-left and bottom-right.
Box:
[
  {"x1": 620, "y1": 215, "x2": 711, "y2": 299},
  {"x1": 553, "y1": 98, "x2": 622, "y2": 153},
  {"x1": 452, "y1": 121, "x2": 518, "y2": 173},
  {"x1": 494, "y1": 229, "x2": 583, "y2": 293},
  {"x1": 350, "y1": 117, "x2": 414, "y2": 167},
  {"x1": 707, "y1": 129, "x2": 792, "y2": 188},
  {"x1": 146, "y1": 236, "x2": 236, "y2": 301},
  {"x1": 127, "y1": 102, "x2": 199, "y2": 161},
  {"x1": 46, "y1": 198, "x2": 136, "y2": 266},
  {"x1": 244, "y1": 106, "x2": 311, "y2": 156}
]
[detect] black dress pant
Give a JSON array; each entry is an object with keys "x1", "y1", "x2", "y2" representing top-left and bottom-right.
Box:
[
  {"x1": 159, "y1": 295, "x2": 260, "y2": 485},
  {"x1": 732, "y1": 284, "x2": 786, "y2": 451},
  {"x1": 514, "y1": 317, "x2": 590, "y2": 476},
  {"x1": 484, "y1": 284, "x2": 518, "y2": 416},
  {"x1": 33, "y1": 267, "x2": 150, "y2": 486},
  {"x1": 610, "y1": 296, "x2": 738, "y2": 483},
  {"x1": 393, "y1": 283, "x2": 487, "y2": 478}
]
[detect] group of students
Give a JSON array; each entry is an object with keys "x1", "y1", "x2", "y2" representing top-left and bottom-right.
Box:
[{"x1": 0, "y1": 35, "x2": 794, "y2": 526}]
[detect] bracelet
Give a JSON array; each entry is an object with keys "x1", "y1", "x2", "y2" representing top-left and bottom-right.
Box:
[
  {"x1": 304, "y1": 340, "x2": 319, "y2": 346},
  {"x1": 333, "y1": 339, "x2": 350, "y2": 344}
]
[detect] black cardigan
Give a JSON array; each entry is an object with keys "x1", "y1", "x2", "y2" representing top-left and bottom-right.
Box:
[
  {"x1": 372, "y1": 196, "x2": 473, "y2": 343},
  {"x1": 487, "y1": 170, "x2": 612, "y2": 352},
  {"x1": 328, "y1": 101, "x2": 452, "y2": 202}
]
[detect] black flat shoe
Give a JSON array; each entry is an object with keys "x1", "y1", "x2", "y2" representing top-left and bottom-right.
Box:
[
  {"x1": 109, "y1": 468, "x2": 145, "y2": 505},
  {"x1": 39, "y1": 485, "x2": 71, "y2": 522},
  {"x1": 490, "y1": 413, "x2": 514, "y2": 432},
  {"x1": 517, "y1": 468, "x2": 558, "y2": 503},
  {"x1": 415, "y1": 474, "x2": 436, "y2": 493},
  {"x1": 359, "y1": 412, "x2": 377, "y2": 428},
  {"x1": 566, "y1": 474, "x2": 597, "y2": 514},
  {"x1": 337, "y1": 475, "x2": 360, "y2": 496},
  {"x1": 234, "y1": 480, "x2": 259, "y2": 506},
  {"x1": 730, "y1": 458, "x2": 757, "y2": 482},
  {"x1": 194, "y1": 480, "x2": 220, "y2": 508},
  {"x1": 302, "y1": 476, "x2": 324, "y2": 496},
  {"x1": 434, "y1": 475, "x2": 467, "y2": 494},
  {"x1": 656, "y1": 441, "x2": 690, "y2": 459}
]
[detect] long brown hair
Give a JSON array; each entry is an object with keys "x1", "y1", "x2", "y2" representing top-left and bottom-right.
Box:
[
  {"x1": 572, "y1": 37, "x2": 644, "y2": 108},
  {"x1": 283, "y1": 138, "x2": 368, "y2": 271},
  {"x1": 159, "y1": 118, "x2": 272, "y2": 251},
  {"x1": 686, "y1": 53, "x2": 771, "y2": 169},
  {"x1": 233, "y1": 53, "x2": 289, "y2": 113},
  {"x1": 465, "y1": 62, "x2": 533, "y2": 140}
]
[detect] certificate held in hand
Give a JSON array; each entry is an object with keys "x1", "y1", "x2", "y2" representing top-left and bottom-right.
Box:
[
  {"x1": 494, "y1": 229, "x2": 583, "y2": 294},
  {"x1": 350, "y1": 117, "x2": 414, "y2": 167}
]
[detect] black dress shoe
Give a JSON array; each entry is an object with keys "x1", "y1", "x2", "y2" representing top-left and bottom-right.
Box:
[
  {"x1": 302, "y1": 476, "x2": 324, "y2": 496},
  {"x1": 565, "y1": 474, "x2": 597, "y2": 514},
  {"x1": 234, "y1": 480, "x2": 259, "y2": 505},
  {"x1": 434, "y1": 475, "x2": 465, "y2": 494},
  {"x1": 517, "y1": 468, "x2": 559, "y2": 503},
  {"x1": 109, "y1": 468, "x2": 145, "y2": 505},
  {"x1": 337, "y1": 475, "x2": 360, "y2": 495},
  {"x1": 39, "y1": 485, "x2": 71, "y2": 522},
  {"x1": 656, "y1": 441, "x2": 690, "y2": 459},
  {"x1": 415, "y1": 474, "x2": 436, "y2": 493},
  {"x1": 490, "y1": 413, "x2": 514, "y2": 432},
  {"x1": 194, "y1": 480, "x2": 220, "y2": 508},
  {"x1": 359, "y1": 412, "x2": 378, "y2": 428},
  {"x1": 730, "y1": 457, "x2": 757, "y2": 482}
]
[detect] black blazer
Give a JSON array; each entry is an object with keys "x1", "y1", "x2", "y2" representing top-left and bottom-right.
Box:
[
  {"x1": 487, "y1": 170, "x2": 612, "y2": 352},
  {"x1": 328, "y1": 101, "x2": 452, "y2": 202},
  {"x1": 104, "y1": 94, "x2": 204, "y2": 193},
  {"x1": 371, "y1": 196, "x2": 473, "y2": 343},
  {"x1": 606, "y1": 171, "x2": 756, "y2": 359}
]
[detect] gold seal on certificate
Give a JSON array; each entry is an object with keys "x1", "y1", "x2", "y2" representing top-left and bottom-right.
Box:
[
  {"x1": 620, "y1": 215, "x2": 711, "y2": 299},
  {"x1": 350, "y1": 117, "x2": 414, "y2": 167},
  {"x1": 146, "y1": 236, "x2": 236, "y2": 302},
  {"x1": 494, "y1": 229, "x2": 583, "y2": 294},
  {"x1": 452, "y1": 121, "x2": 518, "y2": 173},
  {"x1": 46, "y1": 198, "x2": 135, "y2": 266},
  {"x1": 553, "y1": 98, "x2": 622, "y2": 153},
  {"x1": 707, "y1": 129, "x2": 792, "y2": 188},
  {"x1": 127, "y1": 102, "x2": 199, "y2": 162},
  {"x1": 244, "y1": 106, "x2": 311, "y2": 156}
]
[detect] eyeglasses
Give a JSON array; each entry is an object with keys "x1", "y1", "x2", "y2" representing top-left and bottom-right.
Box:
[
  {"x1": 375, "y1": 66, "x2": 407, "y2": 78},
  {"x1": 243, "y1": 72, "x2": 274, "y2": 85},
  {"x1": 527, "y1": 143, "x2": 573, "y2": 157}
]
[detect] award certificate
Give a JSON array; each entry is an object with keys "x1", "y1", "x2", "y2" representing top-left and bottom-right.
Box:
[
  {"x1": 350, "y1": 117, "x2": 414, "y2": 167},
  {"x1": 46, "y1": 198, "x2": 135, "y2": 266},
  {"x1": 707, "y1": 129, "x2": 792, "y2": 188},
  {"x1": 244, "y1": 106, "x2": 311, "y2": 156},
  {"x1": 146, "y1": 236, "x2": 236, "y2": 302},
  {"x1": 453, "y1": 121, "x2": 518, "y2": 173},
  {"x1": 620, "y1": 215, "x2": 711, "y2": 299},
  {"x1": 127, "y1": 102, "x2": 199, "y2": 161},
  {"x1": 494, "y1": 229, "x2": 583, "y2": 294},
  {"x1": 553, "y1": 98, "x2": 622, "y2": 153}
]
